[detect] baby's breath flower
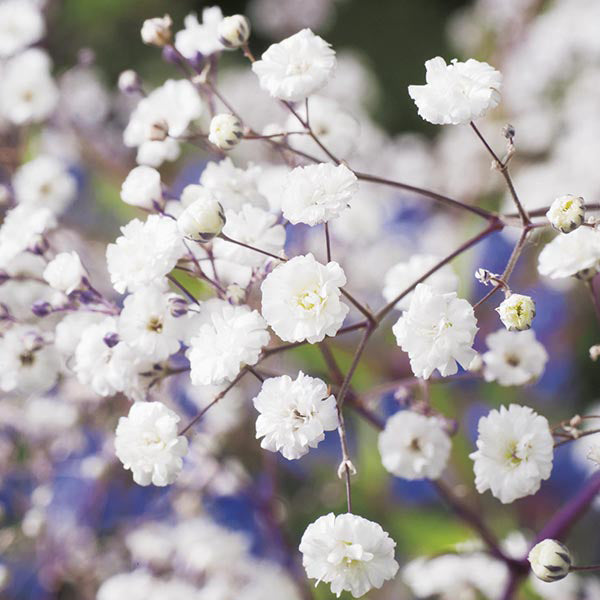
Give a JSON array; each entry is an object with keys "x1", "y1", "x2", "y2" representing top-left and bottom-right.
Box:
[
  {"x1": 496, "y1": 293, "x2": 536, "y2": 331},
  {"x1": 528, "y1": 539, "x2": 572, "y2": 583},
  {"x1": 546, "y1": 195, "x2": 585, "y2": 233},
  {"x1": 208, "y1": 113, "x2": 244, "y2": 151}
]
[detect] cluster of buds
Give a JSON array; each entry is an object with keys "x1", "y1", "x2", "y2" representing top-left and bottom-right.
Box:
[
  {"x1": 528, "y1": 539, "x2": 572, "y2": 582},
  {"x1": 177, "y1": 185, "x2": 226, "y2": 242},
  {"x1": 496, "y1": 293, "x2": 536, "y2": 331},
  {"x1": 546, "y1": 194, "x2": 585, "y2": 234},
  {"x1": 208, "y1": 114, "x2": 244, "y2": 151}
]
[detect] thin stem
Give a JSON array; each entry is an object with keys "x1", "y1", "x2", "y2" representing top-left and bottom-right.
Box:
[
  {"x1": 247, "y1": 365, "x2": 265, "y2": 383},
  {"x1": 554, "y1": 428, "x2": 600, "y2": 448},
  {"x1": 324, "y1": 222, "x2": 332, "y2": 262},
  {"x1": 570, "y1": 564, "x2": 600, "y2": 572},
  {"x1": 340, "y1": 288, "x2": 377, "y2": 327},
  {"x1": 166, "y1": 274, "x2": 199, "y2": 305},
  {"x1": 336, "y1": 326, "x2": 374, "y2": 409},
  {"x1": 219, "y1": 233, "x2": 285, "y2": 263},
  {"x1": 586, "y1": 278, "x2": 600, "y2": 325},
  {"x1": 336, "y1": 404, "x2": 353, "y2": 513}
]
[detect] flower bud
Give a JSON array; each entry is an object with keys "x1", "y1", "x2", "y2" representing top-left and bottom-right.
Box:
[
  {"x1": 31, "y1": 301, "x2": 52, "y2": 317},
  {"x1": 118, "y1": 70, "x2": 142, "y2": 95},
  {"x1": 546, "y1": 195, "x2": 585, "y2": 234},
  {"x1": 218, "y1": 15, "x2": 251, "y2": 49},
  {"x1": 208, "y1": 114, "x2": 243, "y2": 151},
  {"x1": 103, "y1": 332, "x2": 120, "y2": 348},
  {"x1": 528, "y1": 539, "x2": 572, "y2": 582},
  {"x1": 141, "y1": 15, "x2": 172, "y2": 47},
  {"x1": 225, "y1": 283, "x2": 246, "y2": 305},
  {"x1": 496, "y1": 293, "x2": 535, "y2": 331},
  {"x1": 169, "y1": 296, "x2": 188, "y2": 318},
  {"x1": 177, "y1": 185, "x2": 225, "y2": 242},
  {"x1": 43, "y1": 251, "x2": 87, "y2": 295},
  {"x1": 590, "y1": 344, "x2": 600, "y2": 361}
]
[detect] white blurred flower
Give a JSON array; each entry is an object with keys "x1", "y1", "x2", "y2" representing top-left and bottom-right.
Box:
[
  {"x1": 392, "y1": 283, "x2": 478, "y2": 379},
  {"x1": 115, "y1": 401, "x2": 188, "y2": 486},
  {"x1": 106, "y1": 214, "x2": 185, "y2": 294},
  {"x1": 54, "y1": 311, "x2": 104, "y2": 358},
  {"x1": 187, "y1": 304, "x2": 269, "y2": 386},
  {"x1": 282, "y1": 163, "x2": 358, "y2": 226},
  {"x1": 547, "y1": 195, "x2": 585, "y2": 234},
  {"x1": 470, "y1": 404, "x2": 553, "y2": 504},
  {"x1": 253, "y1": 371, "x2": 338, "y2": 459},
  {"x1": 43, "y1": 251, "x2": 87, "y2": 294},
  {"x1": 0, "y1": 0, "x2": 44, "y2": 57},
  {"x1": 124, "y1": 79, "x2": 203, "y2": 167},
  {"x1": 121, "y1": 166, "x2": 162, "y2": 209},
  {"x1": 140, "y1": 14, "x2": 172, "y2": 47},
  {"x1": 13, "y1": 155, "x2": 76, "y2": 214},
  {"x1": 496, "y1": 293, "x2": 536, "y2": 331},
  {"x1": 378, "y1": 411, "x2": 451, "y2": 480},
  {"x1": 252, "y1": 28, "x2": 336, "y2": 101},
  {"x1": 538, "y1": 226, "x2": 600, "y2": 279},
  {"x1": 0, "y1": 325, "x2": 60, "y2": 395},
  {"x1": 409, "y1": 57, "x2": 502, "y2": 125},
  {"x1": 119, "y1": 286, "x2": 187, "y2": 362},
  {"x1": 177, "y1": 186, "x2": 225, "y2": 242},
  {"x1": 0, "y1": 48, "x2": 58, "y2": 125},
  {"x1": 208, "y1": 113, "x2": 244, "y2": 150},
  {"x1": 261, "y1": 253, "x2": 349, "y2": 343},
  {"x1": 299, "y1": 512, "x2": 399, "y2": 598},
  {"x1": 213, "y1": 204, "x2": 285, "y2": 267},
  {"x1": 383, "y1": 255, "x2": 458, "y2": 312},
  {"x1": 483, "y1": 329, "x2": 548, "y2": 386},
  {"x1": 174, "y1": 7, "x2": 224, "y2": 58}
]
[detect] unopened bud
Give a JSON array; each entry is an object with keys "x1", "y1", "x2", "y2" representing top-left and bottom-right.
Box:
[
  {"x1": 141, "y1": 15, "x2": 172, "y2": 47},
  {"x1": 177, "y1": 185, "x2": 225, "y2": 242},
  {"x1": 118, "y1": 70, "x2": 142, "y2": 95},
  {"x1": 496, "y1": 293, "x2": 535, "y2": 331},
  {"x1": 208, "y1": 113, "x2": 243, "y2": 151},
  {"x1": 225, "y1": 284, "x2": 246, "y2": 305},
  {"x1": 169, "y1": 296, "x2": 188, "y2": 318},
  {"x1": 528, "y1": 539, "x2": 572, "y2": 583},
  {"x1": 546, "y1": 195, "x2": 585, "y2": 234},
  {"x1": 218, "y1": 15, "x2": 251, "y2": 49},
  {"x1": 589, "y1": 344, "x2": 600, "y2": 361},
  {"x1": 337, "y1": 459, "x2": 357, "y2": 479},
  {"x1": 103, "y1": 332, "x2": 119, "y2": 348},
  {"x1": 31, "y1": 301, "x2": 52, "y2": 317},
  {"x1": 147, "y1": 119, "x2": 169, "y2": 141}
]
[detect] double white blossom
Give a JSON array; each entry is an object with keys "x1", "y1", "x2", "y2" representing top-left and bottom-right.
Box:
[
  {"x1": 470, "y1": 404, "x2": 554, "y2": 503},
  {"x1": 261, "y1": 253, "x2": 349, "y2": 343},
  {"x1": 409, "y1": 57, "x2": 502, "y2": 125},
  {"x1": 174, "y1": 7, "x2": 224, "y2": 58},
  {"x1": 120, "y1": 166, "x2": 162, "y2": 209},
  {"x1": 538, "y1": 226, "x2": 600, "y2": 279},
  {"x1": 106, "y1": 215, "x2": 185, "y2": 293},
  {"x1": 252, "y1": 28, "x2": 336, "y2": 101},
  {"x1": 253, "y1": 371, "x2": 338, "y2": 459},
  {"x1": 115, "y1": 402, "x2": 188, "y2": 487},
  {"x1": 392, "y1": 283, "x2": 478, "y2": 379},
  {"x1": 483, "y1": 329, "x2": 548, "y2": 386},
  {"x1": 187, "y1": 303, "x2": 269, "y2": 386},
  {"x1": 43, "y1": 251, "x2": 87, "y2": 295},
  {"x1": 378, "y1": 411, "x2": 451, "y2": 480},
  {"x1": 299, "y1": 512, "x2": 399, "y2": 598},
  {"x1": 282, "y1": 163, "x2": 358, "y2": 226}
]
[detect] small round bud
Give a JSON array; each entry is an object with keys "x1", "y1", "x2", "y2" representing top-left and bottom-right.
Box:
[
  {"x1": 147, "y1": 118, "x2": 169, "y2": 142},
  {"x1": 546, "y1": 195, "x2": 585, "y2": 234},
  {"x1": 208, "y1": 114, "x2": 243, "y2": 151},
  {"x1": 118, "y1": 70, "x2": 142, "y2": 95},
  {"x1": 103, "y1": 332, "x2": 120, "y2": 348},
  {"x1": 141, "y1": 15, "x2": 172, "y2": 48},
  {"x1": 177, "y1": 185, "x2": 225, "y2": 242},
  {"x1": 496, "y1": 293, "x2": 536, "y2": 331},
  {"x1": 169, "y1": 296, "x2": 188, "y2": 318},
  {"x1": 31, "y1": 301, "x2": 52, "y2": 317},
  {"x1": 528, "y1": 539, "x2": 572, "y2": 582},
  {"x1": 589, "y1": 344, "x2": 600, "y2": 361},
  {"x1": 218, "y1": 15, "x2": 251, "y2": 49},
  {"x1": 225, "y1": 283, "x2": 246, "y2": 305},
  {"x1": 43, "y1": 251, "x2": 87, "y2": 295}
]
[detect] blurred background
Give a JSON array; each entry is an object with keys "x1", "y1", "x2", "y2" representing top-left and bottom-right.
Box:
[{"x1": 3, "y1": 0, "x2": 600, "y2": 599}]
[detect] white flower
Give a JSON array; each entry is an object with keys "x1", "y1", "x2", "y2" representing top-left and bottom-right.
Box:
[
  {"x1": 0, "y1": 0, "x2": 44, "y2": 58},
  {"x1": 213, "y1": 204, "x2": 285, "y2": 267},
  {"x1": 378, "y1": 411, "x2": 451, "y2": 480},
  {"x1": 177, "y1": 185, "x2": 225, "y2": 242},
  {"x1": 218, "y1": 14, "x2": 251, "y2": 49},
  {"x1": 97, "y1": 571, "x2": 157, "y2": 600},
  {"x1": 483, "y1": 329, "x2": 548, "y2": 386},
  {"x1": 123, "y1": 79, "x2": 203, "y2": 167},
  {"x1": 119, "y1": 286, "x2": 187, "y2": 362},
  {"x1": 383, "y1": 255, "x2": 458, "y2": 312},
  {"x1": 54, "y1": 312, "x2": 104, "y2": 358},
  {"x1": 187, "y1": 304, "x2": 269, "y2": 386},
  {"x1": 299, "y1": 512, "x2": 399, "y2": 598},
  {"x1": 43, "y1": 251, "x2": 87, "y2": 294},
  {"x1": 0, "y1": 325, "x2": 60, "y2": 395},
  {"x1": 282, "y1": 163, "x2": 358, "y2": 226},
  {"x1": 208, "y1": 113, "x2": 244, "y2": 150},
  {"x1": 469, "y1": 404, "x2": 554, "y2": 504},
  {"x1": 392, "y1": 283, "x2": 478, "y2": 379},
  {"x1": 546, "y1": 195, "x2": 585, "y2": 234},
  {"x1": 199, "y1": 158, "x2": 268, "y2": 212},
  {"x1": 261, "y1": 253, "x2": 349, "y2": 343},
  {"x1": 0, "y1": 204, "x2": 56, "y2": 269},
  {"x1": 121, "y1": 166, "x2": 162, "y2": 209},
  {"x1": 13, "y1": 155, "x2": 76, "y2": 215},
  {"x1": 115, "y1": 401, "x2": 188, "y2": 486},
  {"x1": 252, "y1": 28, "x2": 336, "y2": 102},
  {"x1": 408, "y1": 57, "x2": 502, "y2": 125},
  {"x1": 496, "y1": 293, "x2": 536, "y2": 331},
  {"x1": 0, "y1": 48, "x2": 58, "y2": 125},
  {"x1": 106, "y1": 215, "x2": 185, "y2": 294},
  {"x1": 140, "y1": 14, "x2": 172, "y2": 47},
  {"x1": 528, "y1": 539, "x2": 572, "y2": 583},
  {"x1": 174, "y1": 7, "x2": 224, "y2": 58},
  {"x1": 253, "y1": 371, "x2": 338, "y2": 460},
  {"x1": 538, "y1": 226, "x2": 600, "y2": 279}
]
